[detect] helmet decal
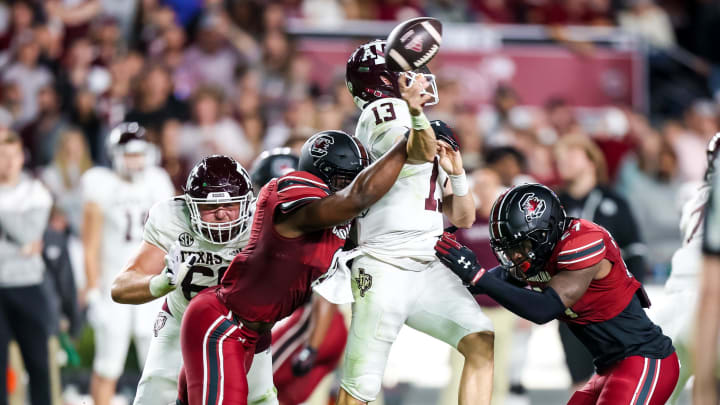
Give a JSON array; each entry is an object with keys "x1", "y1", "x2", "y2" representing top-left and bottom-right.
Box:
[
  {"x1": 299, "y1": 131, "x2": 369, "y2": 192},
  {"x1": 519, "y1": 193, "x2": 547, "y2": 222},
  {"x1": 310, "y1": 134, "x2": 335, "y2": 159}
]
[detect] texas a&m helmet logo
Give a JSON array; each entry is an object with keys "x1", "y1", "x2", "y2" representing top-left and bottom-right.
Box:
[
  {"x1": 310, "y1": 134, "x2": 335, "y2": 158},
  {"x1": 519, "y1": 193, "x2": 546, "y2": 222}
]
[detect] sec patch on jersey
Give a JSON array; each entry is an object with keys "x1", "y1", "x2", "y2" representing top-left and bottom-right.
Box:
[{"x1": 385, "y1": 17, "x2": 442, "y2": 72}]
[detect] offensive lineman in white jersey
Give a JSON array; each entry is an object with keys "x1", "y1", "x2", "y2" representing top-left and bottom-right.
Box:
[
  {"x1": 82, "y1": 122, "x2": 175, "y2": 405},
  {"x1": 648, "y1": 133, "x2": 720, "y2": 404},
  {"x1": 338, "y1": 40, "x2": 494, "y2": 405},
  {"x1": 111, "y1": 155, "x2": 279, "y2": 405}
]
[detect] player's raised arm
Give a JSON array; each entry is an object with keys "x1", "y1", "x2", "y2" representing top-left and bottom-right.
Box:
[
  {"x1": 433, "y1": 120, "x2": 475, "y2": 228},
  {"x1": 275, "y1": 131, "x2": 408, "y2": 236},
  {"x1": 399, "y1": 73, "x2": 437, "y2": 163}
]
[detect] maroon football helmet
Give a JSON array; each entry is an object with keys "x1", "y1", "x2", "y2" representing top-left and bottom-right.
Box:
[
  {"x1": 346, "y1": 40, "x2": 438, "y2": 110},
  {"x1": 184, "y1": 155, "x2": 254, "y2": 243}
]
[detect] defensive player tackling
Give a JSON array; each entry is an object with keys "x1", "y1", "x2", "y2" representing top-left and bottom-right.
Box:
[{"x1": 436, "y1": 183, "x2": 679, "y2": 405}]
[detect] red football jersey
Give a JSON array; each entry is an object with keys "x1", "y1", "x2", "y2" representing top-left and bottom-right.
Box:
[
  {"x1": 526, "y1": 218, "x2": 641, "y2": 324},
  {"x1": 217, "y1": 171, "x2": 350, "y2": 323}
]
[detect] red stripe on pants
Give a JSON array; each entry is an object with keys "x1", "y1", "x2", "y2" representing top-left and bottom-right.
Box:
[
  {"x1": 567, "y1": 352, "x2": 679, "y2": 405},
  {"x1": 178, "y1": 288, "x2": 260, "y2": 405}
]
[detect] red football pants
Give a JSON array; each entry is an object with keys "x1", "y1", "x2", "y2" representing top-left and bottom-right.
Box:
[
  {"x1": 272, "y1": 309, "x2": 348, "y2": 405},
  {"x1": 177, "y1": 288, "x2": 262, "y2": 405},
  {"x1": 567, "y1": 352, "x2": 679, "y2": 405}
]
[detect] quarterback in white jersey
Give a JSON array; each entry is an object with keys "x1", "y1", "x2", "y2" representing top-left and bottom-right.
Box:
[
  {"x1": 111, "y1": 155, "x2": 278, "y2": 405},
  {"x1": 649, "y1": 133, "x2": 720, "y2": 404},
  {"x1": 338, "y1": 40, "x2": 494, "y2": 405},
  {"x1": 82, "y1": 123, "x2": 175, "y2": 405}
]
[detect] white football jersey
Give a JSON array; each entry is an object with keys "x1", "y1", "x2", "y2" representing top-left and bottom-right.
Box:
[
  {"x1": 665, "y1": 183, "x2": 709, "y2": 291},
  {"x1": 354, "y1": 97, "x2": 446, "y2": 271},
  {"x1": 143, "y1": 198, "x2": 251, "y2": 317},
  {"x1": 82, "y1": 166, "x2": 175, "y2": 293}
]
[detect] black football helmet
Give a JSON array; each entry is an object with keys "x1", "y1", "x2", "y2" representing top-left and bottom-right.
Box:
[
  {"x1": 489, "y1": 183, "x2": 568, "y2": 279},
  {"x1": 298, "y1": 130, "x2": 370, "y2": 192},
  {"x1": 184, "y1": 155, "x2": 254, "y2": 244},
  {"x1": 346, "y1": 39, "x2": 438, "y2": 110},
  {"x1": 705, "y1": 132, "x2": 720, "y2": 181},
  {"x1": 106, "y1": 122, "x2": 158, "y2": 180},
  {"x1": 249, "y1": 147, "x2": 299, "y2": 190}
]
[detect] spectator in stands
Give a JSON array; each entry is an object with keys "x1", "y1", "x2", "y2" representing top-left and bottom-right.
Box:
[
  {"x1": 470, "y1": 0, "x2": 516, "y2": 23},
  {"x1": 125, "y1": 64, "x2": 188, "y2": 134},
  {"x1": 479, "y1": 84, "x2": 521, "y2": 147},
  {"x1": 44, "y1": 0, "x2": 101, "y2": 47},
  {"x1": 618, "y1": 0, "x2": 676, "y2": 49},
  {"x1": 263, "y1": 96, "x2": 316, "y2": 150},
  {"x1": 94, "y1": 54, "x2": 133, "y2": 130},
  {"x1": 91, "y1": 17, "x2": 122, "y2": 67},
  {"x1": 485, "y1": 146, "x2": 534, "y2": 187},
  {"x1": 544, "y1": 97, "x2": 580, "y2": 138},
  {"x1": 0, "y1": 1, "x2": 36, "y2": 55},
  {"x1": 669, "y1": 100, "x2": 718, "y2": 182},
  {"x1": 555, "y1": 133, "x2": 647, "y2": 279},
  {"x1": 0, "y1": 81, "x2": 22, "y2": 130},
  {"x1": 3, "y1": 32, "x2": 53, "y2": 126},
  {"x1": 425, "y1": 0, "x2": 472, "y2": 22},
  {"x1": 158, "y1": 119, "x2": 191, "y2": 192},
  {"x1": 56, "y1": 38, "x2": 95, "y2": 111},
  {"x1": 20, "y1": 84, "x2": 69, "y2": 168},
  {"x1": 179, "y1": 85, "x2": 255, "y2": 166},
  {"x1": 617, "y1": 130, "x2": 683, "y2": 277},
  {"x1": 98, "y1": 0, "x2": 138, "y2": 40},
  {"x1": 0, "y1": 130, "x2": 53, "y2": 405},
  {"x1": 173, "y1": 11, "x2": 243, "y2": 99},
  {"x1": 146, "y1": 22, "x2": 187, "y2": 70},
  {"x1": 69, "y1": 89, "x2": 103, "y2": 165},
  {"x1": 258, "y1": 30, "x2": 299, "y2": 124},
  {"x1": 40, "y1": 128, "x2": 93, "y2": 235},
  {"x1": 454, "y1": 105, "x2": 484, "y2": 169},
  {"x1": 554, "y1": 133, "x2": 648, "y2": 391}
]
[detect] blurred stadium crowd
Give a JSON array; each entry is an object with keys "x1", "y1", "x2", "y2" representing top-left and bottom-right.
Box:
[{"x1": 2, "y1": 0, "x2": 720, "y2": 404}]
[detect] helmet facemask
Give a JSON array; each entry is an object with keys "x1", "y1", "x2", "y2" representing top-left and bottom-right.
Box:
[
  {"x1": 329, "y1": 168, "x2": 363, "y2": 192},
  {"x1": 403, "y1": 66, "x2": 438, "y2": 106},
  {"x1": 492, "y1": 228, "x2": 556, "y2": 280},
  {"x1": 185, "y1": 191, "x2": 253, "y2": 244}
]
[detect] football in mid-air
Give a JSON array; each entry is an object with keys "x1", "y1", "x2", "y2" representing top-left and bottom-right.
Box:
[{"x1": 385, "y1": 17, "x2": 443, "y2": 72}]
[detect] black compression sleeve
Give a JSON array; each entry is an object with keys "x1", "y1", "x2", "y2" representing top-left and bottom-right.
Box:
[{"x1": 473, "y1": 274, "x2": 567, "y2": 324}]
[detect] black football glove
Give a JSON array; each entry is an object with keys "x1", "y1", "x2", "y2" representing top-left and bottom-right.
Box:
[
  {"x1": 430, "y1": 120, "x2": 460, "y2": 151},
  {"x1": 291, "y1": 346, "x2": 318, "y2": 376},
  {"x1": 434, "y1": 232, "x2": 486, "y2": 286}
]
